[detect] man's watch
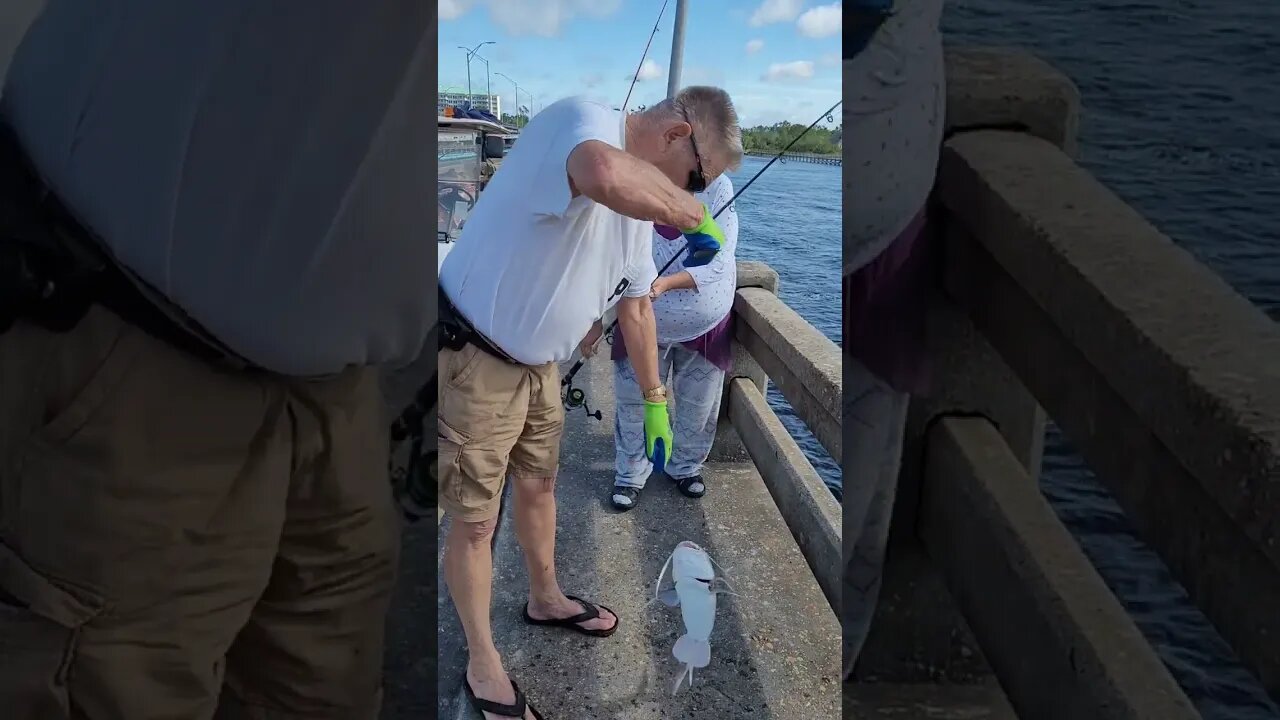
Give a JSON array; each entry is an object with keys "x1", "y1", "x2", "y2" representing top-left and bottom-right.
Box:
[{"x1": 643, "y1": 385, "x2": 667, "y2": 403}]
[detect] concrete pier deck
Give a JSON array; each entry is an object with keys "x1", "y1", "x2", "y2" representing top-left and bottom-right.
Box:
[{"x1": 433, "y1": 344, "x2": 840, "y2": 719}]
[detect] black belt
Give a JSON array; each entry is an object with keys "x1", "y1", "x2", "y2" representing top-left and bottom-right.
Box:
[
  {"x1": 0, "y1": 123, "x2": 248, "y2": 369},
  {"x1": 438, "y1": 286, "x2": 519, "y2": 365}
]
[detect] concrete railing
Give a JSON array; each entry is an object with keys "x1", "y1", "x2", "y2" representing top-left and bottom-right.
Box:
[
  {"x1": 859, "y1": 47, "x2": 1280, "y2": 718},
  {"x1": 725, "y1": 262, "x2": 842, "y2": 613}
]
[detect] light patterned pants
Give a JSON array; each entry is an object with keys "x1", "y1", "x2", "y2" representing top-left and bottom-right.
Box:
[
  {"x1": 842, "y1": 357, "x2": 910, "y2": 679},
  {"x1": 613, "y1": 344, "x2": 725, "y2": 488}
]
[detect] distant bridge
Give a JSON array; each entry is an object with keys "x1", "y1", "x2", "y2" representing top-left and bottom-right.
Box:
[{"x1": 746, "y1": 151, "x2": 841, "y2": 166}]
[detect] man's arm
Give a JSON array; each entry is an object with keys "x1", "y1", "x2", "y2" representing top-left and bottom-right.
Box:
[
  {"x1": 616, "y1": 294, "x2": 662, "y2": 392},
  {"x1": 567, "y1": 140, "x2": 704, "y2": 230}
]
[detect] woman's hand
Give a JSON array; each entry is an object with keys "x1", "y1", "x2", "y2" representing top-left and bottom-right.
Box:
[
  {"x1": 648, "y1": 276, "x2": 670, "y2": 300},
  {"x1": 650, "y1": 270, "x2": 697, "y2": 299},
  {"x1": 578, "y1": 320, "x2": 605, "y2": 357}
]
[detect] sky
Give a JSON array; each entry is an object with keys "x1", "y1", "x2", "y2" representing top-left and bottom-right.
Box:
[{"x1": 438, "y1": 0, "x2": 842, "y2": 129}]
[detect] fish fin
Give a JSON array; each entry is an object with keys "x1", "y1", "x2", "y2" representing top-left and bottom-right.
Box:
[
  {"x1": 657, "y1": 588, "x2": 681, "y2": 607},
  {"x1": 653, "y1": 550, "x2": 675, "y2": 604},
  {"x1": 671, "y1": 664, "x2": 694, "y2": 696},
  {"x1": 705, "y1": 553, "x2": 738, "y2": 588},
  {"x1": 673, "y1": 634, "x2": 711, "y2": 668},
  {"x1": 708, "y1": 577, "x2": 740, "y2": 597}
]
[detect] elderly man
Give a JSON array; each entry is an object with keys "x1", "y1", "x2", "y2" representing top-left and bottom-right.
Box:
[
  {"x1": 844, "y1": 0, "x2": 947, "y2": 679},
  {"x1": 0, "y1": 1, "x2": 429, "y2": 718},
  {"x1": 594, "y1": 173, "x2": 740, "y2": 510},
  {"x1": 438, "y1": 86, "x2": 742, "y2": 718}
]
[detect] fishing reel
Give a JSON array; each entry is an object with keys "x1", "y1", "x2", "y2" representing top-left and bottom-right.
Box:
[
  {"x1": 387, "y1": 373, "x2": 438, "y2": 524},
  {"x1": 562, "y1": 374, "x2": 602, "y2": 420}
]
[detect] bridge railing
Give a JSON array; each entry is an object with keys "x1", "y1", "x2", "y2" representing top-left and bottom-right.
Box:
[
  {"x1": 857, "y1": 47, "x2": 1280, "y2": 718},
  {"x1": 723, "y1": 262, "x2": 842, "y2": 613}
]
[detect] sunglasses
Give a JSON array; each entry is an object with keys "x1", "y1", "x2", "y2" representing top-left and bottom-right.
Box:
[{"x1": 680, "y1": 107, "x2": 708, "y2": 193}]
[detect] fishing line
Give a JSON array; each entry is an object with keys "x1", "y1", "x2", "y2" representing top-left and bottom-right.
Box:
[{"x1": 561, "y1": 99, "x2": 843, "y2": 418}]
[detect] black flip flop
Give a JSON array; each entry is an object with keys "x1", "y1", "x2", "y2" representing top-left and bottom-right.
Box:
[
  {"x1": 522, "y1": 594, "x2": 619, "y2": 638},
  {"x1": 464, "y1": 674, "x2": 545, "y2": 719},
  {"x1": 673, "y1": 474, "x2": 707, "y2": 498}
]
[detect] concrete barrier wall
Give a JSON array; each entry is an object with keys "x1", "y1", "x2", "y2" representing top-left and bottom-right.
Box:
[
  {"x1": 720, "y1": 261, "x2": 842, "y2": 611},
  {"x1": 912, "y1": 47, "x2": 1280, "y2": 706},
  {"x1": 921, "y1": 417, "x2": 1198, "y2": 719},
  {"x1": 938, "y1": 127, "x2": 1280, "y2": 700}
]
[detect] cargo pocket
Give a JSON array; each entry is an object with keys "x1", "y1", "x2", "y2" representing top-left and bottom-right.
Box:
[
  {"x1": 444, "y1": 344, "x2": 484, "y2": 389},
  {"x1": 0, "y1": 543, "x2": 104, "y2": 719},
  {"x1": 438, "y1": 419, "x2": 469, "y2": 471},
  {"x1": 35, "y1": 306, "x2": 144, "y2": 447}
]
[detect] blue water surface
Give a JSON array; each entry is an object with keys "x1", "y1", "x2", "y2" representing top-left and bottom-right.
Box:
[{"x1": 725, "y1": 156, "x2": 843, "y2": 491}]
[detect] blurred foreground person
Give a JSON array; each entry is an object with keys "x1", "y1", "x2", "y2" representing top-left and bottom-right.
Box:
[
  {"x1": 843, "y1": 0, "x2": 947, "y2": 679},
  {"x1": 0, "y1": 2, "x2": 431, "y2": 717}
]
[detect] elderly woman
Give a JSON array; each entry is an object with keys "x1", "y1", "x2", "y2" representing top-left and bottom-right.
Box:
[
  {"x1": 844, "y1": 0, "x2": 946, "y2": 678},
  {"x1": 585, "y1": 173, "x2": 738, "y2": 510}
]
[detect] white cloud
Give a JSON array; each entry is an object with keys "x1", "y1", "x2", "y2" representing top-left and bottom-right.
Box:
[
  {"x1": 633, "y1": 58, "x2": 664, "y2": 82},
  {"x1": 745, "y1": 39, "x2": 765, "y2": 54},
  {"x1": 482, "y1": 0, "x2": 623, "y2": 37},
  {"x1": 763, "y1": 60, "x2": 815, "y2": 82},
  {"x1": 797, "y1": 3, "x2": 842, "y2": 38},
  {"x1": 749, "y1": 0, "x2": 803, "y2": 27},
  {"x1": 440, "y1": 0, "x2": 474, "y2": 20}
]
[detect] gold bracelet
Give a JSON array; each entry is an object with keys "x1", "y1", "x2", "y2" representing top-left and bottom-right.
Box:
[{"x1": 643, "y1": 386, "x2": 667, "y2": 403}]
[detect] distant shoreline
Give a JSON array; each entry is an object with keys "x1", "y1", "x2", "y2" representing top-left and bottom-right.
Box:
[{"x1": 744, "y1": 150, "x2": 840, "y2": 157}]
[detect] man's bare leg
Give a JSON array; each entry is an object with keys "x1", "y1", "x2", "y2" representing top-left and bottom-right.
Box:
[
  {"x1": 445, "y1": 517, "x2": 534, "y2": 719},
  {"x1": 513, "y1": 475, "x2": 616, "y2": 631}
]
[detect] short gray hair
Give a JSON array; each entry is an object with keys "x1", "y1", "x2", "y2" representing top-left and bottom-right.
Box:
[{"x1": 648, "y1": 86, "x2": 743, "y2": 173}]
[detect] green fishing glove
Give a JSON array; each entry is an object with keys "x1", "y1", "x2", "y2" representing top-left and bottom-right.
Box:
[
  {"x1": 680, "y1": 204, "x2": 726, "y2": 268},
  {"x1": 643, "y1": 399, "x2": 674, "y2": 474}
]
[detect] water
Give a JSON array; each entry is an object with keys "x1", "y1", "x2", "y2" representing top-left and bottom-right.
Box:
[
  {"x1": 725, "y1": 156, "x2": 844, "y2": 491},
  {"x1": 947, "y1": 2, "x2": 1280, "y2": 717}
]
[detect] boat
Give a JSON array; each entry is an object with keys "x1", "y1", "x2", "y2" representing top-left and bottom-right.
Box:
[{"x1": 437, "y1": 115, "x2": 512, "y2": 270}]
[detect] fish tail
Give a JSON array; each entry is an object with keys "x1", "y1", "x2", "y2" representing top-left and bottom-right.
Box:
[{"x1": 673, "y1": 634, "x2": 711, "y2": 668}]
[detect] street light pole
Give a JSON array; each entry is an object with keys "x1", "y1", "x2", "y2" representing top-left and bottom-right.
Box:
[
  {"x1": 473, "y1": 54, "x2": 492, "y2": 115},
  {"x1": 667, "y1": 0, "x2": 688, "y2": 98},
  {"x1": 496, "y1": 72, "x2": 522, "y2": 127},
  {"x1": 458, "y1": 41, "x2": 495, "y2": 106}
]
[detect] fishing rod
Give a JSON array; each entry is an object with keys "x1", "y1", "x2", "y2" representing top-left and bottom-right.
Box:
[
  {"x1": 621, "y1": 0, "x2": 670, "y2": 115},
  {"x1": 561, "y1": 98, "x2": 844, "y2": 419},
  {"x1": 558, "y1": 0, "x2": 673, "y2": 421}
]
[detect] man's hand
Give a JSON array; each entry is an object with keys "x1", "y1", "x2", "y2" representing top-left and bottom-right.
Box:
[
  {"x1": 643, "y1": 399, "x2": 674, "y2": 473},
  {"x1": 680, "y1": 204, "x2": 727, "y2": 267},
  {"x1": 578, "y1": 320, "x2": 605, "y2": 358}
]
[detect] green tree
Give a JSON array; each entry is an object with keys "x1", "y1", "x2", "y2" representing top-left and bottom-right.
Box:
[{"x1": 741, "y1": 121, "x2": 841, "y2": 156}]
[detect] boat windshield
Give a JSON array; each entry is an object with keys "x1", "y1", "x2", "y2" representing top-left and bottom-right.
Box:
[{"x1": 438, "y1": 128, "x2": 481, "y2": 243}]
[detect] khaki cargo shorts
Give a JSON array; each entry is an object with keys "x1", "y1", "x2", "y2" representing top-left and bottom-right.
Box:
[
  {"x1": 437, "y1": 343, "x2": 564, "y2": 522},
  {"x1": 0, "y1": 306, "x2": 398, "y2": 719}
]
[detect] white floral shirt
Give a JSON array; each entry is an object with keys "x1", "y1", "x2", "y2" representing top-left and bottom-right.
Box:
[
  {"x1": 845, "y1": 0, "x2": 946, "y2": 276},
  {"x1": 651, "y1": 174, "x2": 739, "y2": 345}
]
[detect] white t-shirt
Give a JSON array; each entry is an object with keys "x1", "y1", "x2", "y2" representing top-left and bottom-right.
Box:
[
  {"x1": 2, "y1": 1, "x2": 433, "y2": 377},
  {"x1": 651, "y1": 174, "x2": 738, "y2": 344},
  {"x1": 439, "y1": 97, "x2": 659, "y2": 365}
]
